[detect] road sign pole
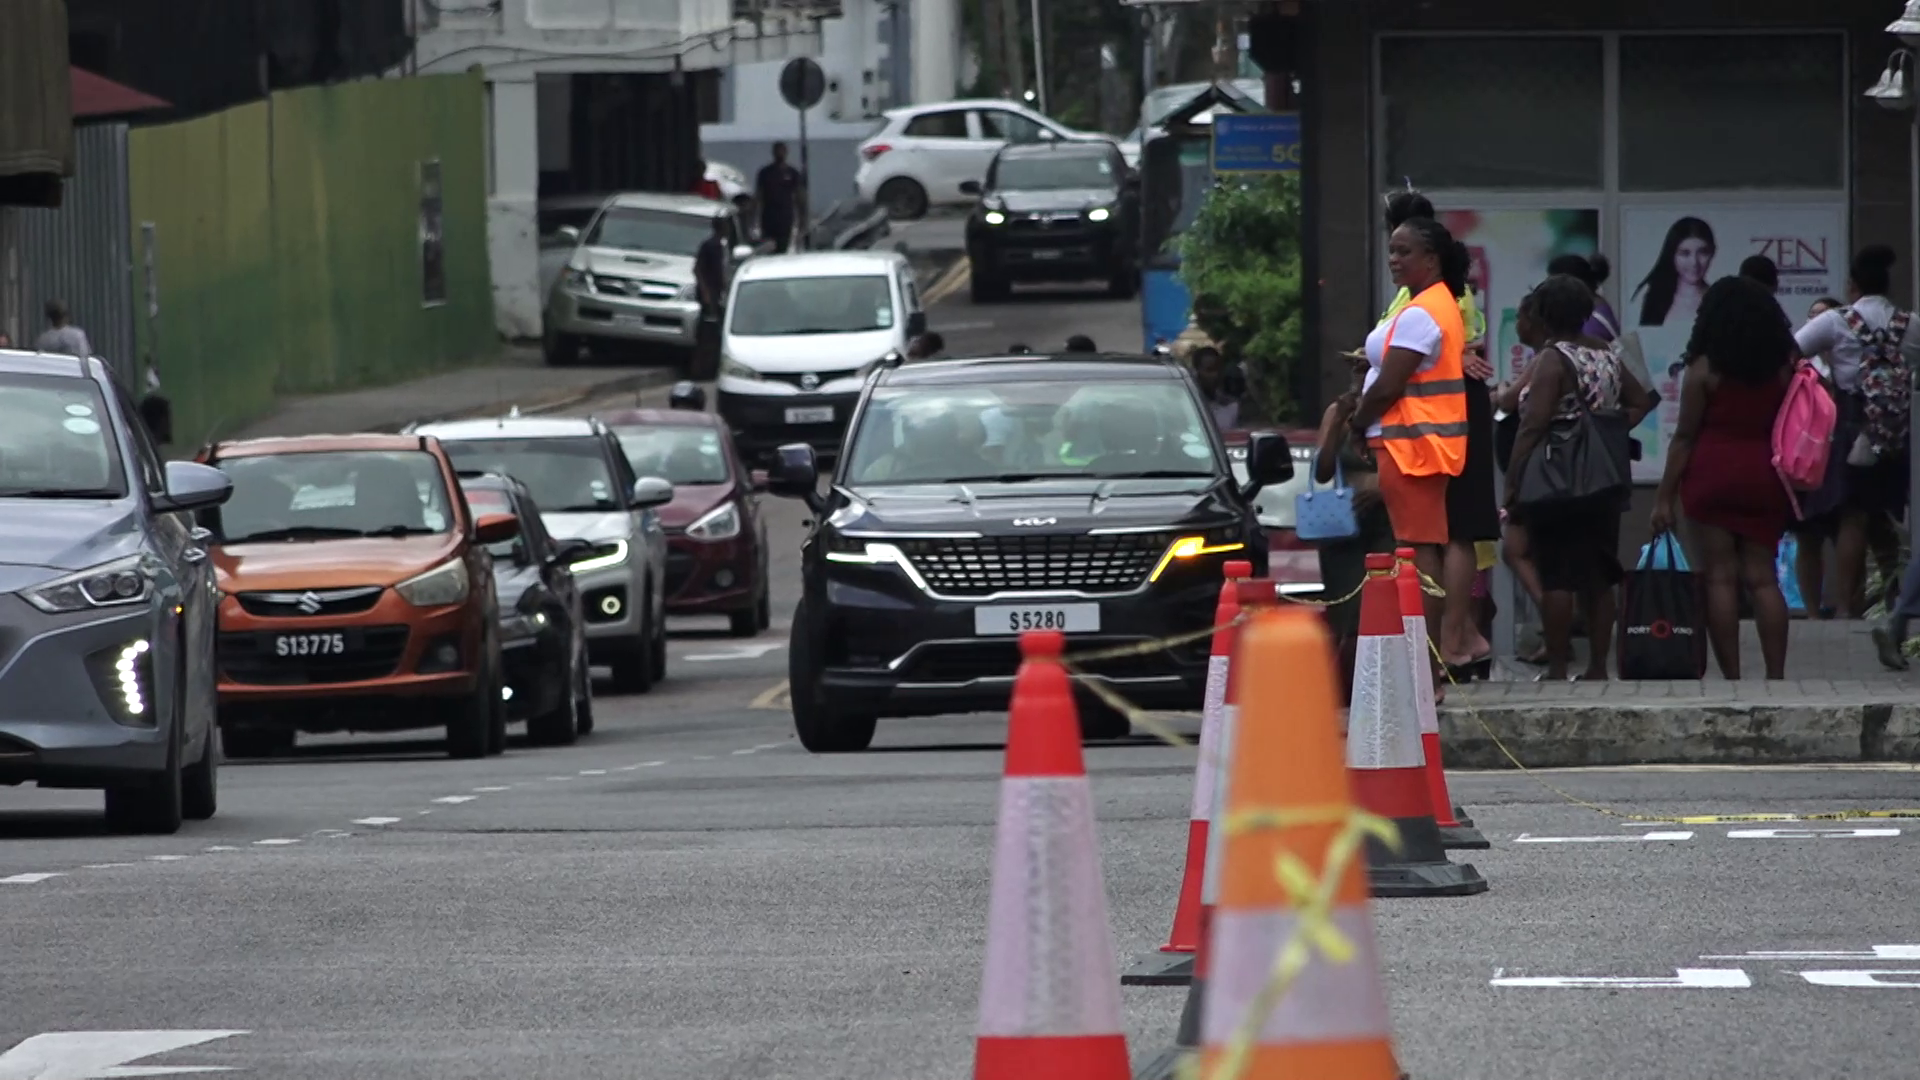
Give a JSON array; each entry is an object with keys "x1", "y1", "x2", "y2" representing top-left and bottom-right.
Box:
[
  {"x1": 777, "y1": 57, "x2": 827, "y2": 254},
  {"x1": 798, "y1": 104, "x2": 811, "y2": 251}
]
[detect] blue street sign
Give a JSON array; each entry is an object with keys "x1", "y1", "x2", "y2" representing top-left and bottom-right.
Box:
[{"x1": 1210, "y1": 112, "x2": 1302, "y2": 173}]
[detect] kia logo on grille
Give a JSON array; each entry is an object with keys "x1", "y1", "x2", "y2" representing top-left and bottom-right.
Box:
[
  {"x1": 800, "y1": 373, "x2": 820, "y2": 391},
  {"x1": 296, "y1": 591, "x2": 324, "y2": 615},
  {"x1": 1012, "y1": 517, "x2": 1057, "y2": 527}
]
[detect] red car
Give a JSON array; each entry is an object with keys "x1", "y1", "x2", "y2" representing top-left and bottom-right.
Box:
[
  {"x1": 1223, "y1": 427, "x2": 1323, "y2": 600},
  {"x1": 599, "y1": 408, "x2": 771, "y2": 636}
]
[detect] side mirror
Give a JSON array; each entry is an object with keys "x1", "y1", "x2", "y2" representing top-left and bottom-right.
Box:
[
  {"x1": 154, "y1": 461, "x2": 233, "y2": 514},
  {"x1": 959, "y1": 180, "x2": 983, "y2": 197},
  {"x1": 748, "y1": 468, "x2": 770, "y2": 492},
  {"x1": 905, "y1": 310, "x2": 928, "y2": 339},
  {"x1": 631, "y1": 476, "x2": 674, "y2": 509},
  {"x1": 557, "y1": 225, "x2": 581, "y2": 245},
  {"x1": 548, "y1": 537, "x2": 595, "y2": 567},
  {"x1": 767, "y1": 443, "x2": 824, "y2": 512},
  {"x1": 1240, "y1": 431, "x2": 1295, "y2": 496},
  {"x1": 732, "y1": 243, "x2": 756, "y2": 262},
  {"x1": 1122, "y1": 173, "x2": 1141, "y2": 191},
  {"x1": 475, "y1": 512, "x2": 521, "y2": 546},
  {"x1": 1037, "y1": 128, "x2": 1059, "y2": 141}
]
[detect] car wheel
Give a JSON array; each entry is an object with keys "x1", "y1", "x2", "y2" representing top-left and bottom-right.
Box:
[
  {"x1": 1107, "y1": 265, "x2": 1140, "y2": 299},
  {"x1": 573, "y1": 647, "x2": 595, "y2": 735},
  {"x1": 608, "y1": 602, "x2": 657, "y2": 695},
  {"x1": 728, "y1": 593, "x2": 760, "y2": 639},
  {"x1": 106, "y1": 695, "x2": 184, "y2": 835},
  {"x1": 877, "y1": 177, "x2": 929, "y2": 221},
  {"x1": 182, "y1": 723, "x2": 218, "y2": 822},
  {"x1": 755, "y1": 581, "x2": 772, "y2": 632},
  {"x1": 789, "y1": 598, "x2": 876, "y2": 753},
  {"x1": 648, "y1": 592, "x2": 669, "y2": 684},
  {"x1": 528, "y1": 649, "x2": 581, "y2": 747},
  {"x1": 485, "y1": 663, "x2": 509, "y2": 757},
  {"x1": 446, "y1": 662, "x2": 496, "y2": 760}
]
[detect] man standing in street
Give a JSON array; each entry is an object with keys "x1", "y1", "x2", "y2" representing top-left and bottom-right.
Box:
[
  {"x1": 34, "y1": 300, "x2": 92, "y2": 358},
  {"x1": 692, "y1": 215, "x2": 731, "y2": 380},
  {"x1": 756, "y1": 142, "x2": 804, "y2": 255}
]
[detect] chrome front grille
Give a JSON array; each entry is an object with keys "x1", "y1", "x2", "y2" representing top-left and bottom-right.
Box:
[
  {"x1": 591, "y1": 274, "x2": 679, "y2": 300},
  {"x1": 237, "y1": 586, "x2": 384, "y2": 618},
  {"x1": 894, "y1": 533, "x2": 1170, "y2": 596}
]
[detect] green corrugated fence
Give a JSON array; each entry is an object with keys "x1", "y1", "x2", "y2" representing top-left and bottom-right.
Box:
[{"x1": 129, "y1": 73, "x2": 494, "y2": 445}]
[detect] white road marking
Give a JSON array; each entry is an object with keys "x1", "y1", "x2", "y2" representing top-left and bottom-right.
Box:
[
  {"x1": 0, "y1": 873, "x2": 63, "y2": 884},
  {"x1": 615, "y1": 764, "x2": 641, "y2": 771},
  {"x1": 147, "y1": 854, "x2": 190, "y2": 861},
  {"x1": 579, "y1": 769, "x2": 607, "y2": 776},
  {"x1": 431, "y1": 795, "x2": 477, "y2": 804},
  {"x1": 253, "y1": 838, "x2": 299, "y2": 846},
  {"x1": 352, "y1": 817, "x2": 401, "y2": 826},
  {"x1": 203, "y1": 846, "x2": 239, "y2": 852},
  {"x1": 416, "y1": 809, "x2": 433, "y2": 815},
  {"x1": 472, "y1": 785, "x2": 512, "y2": 792},
  {"x1": 639, "y1": 760, "x2": 665, "y2": 767},
  {"x1": 1515, "y1": 831, "x2": 1695, "y2": 843},
  {"x1": 1727, "y1": 827, "x2": 1901, "y2": 839},
  {"x1": 683, "y1": 643, "x2": 785, "y2": 663},
  {"x1": 754, "y1": 742, "x2": 785, "y2": 751},
  {"x1": 1800, "y1": 969, "x2": 1920, "y2": 987},
  {"x1": 1492, "y1": 968, "x2": 1751, "y2": 989},
  {"x1": 86, "y1": 863, "x2": 137, "y2": 869},
  {"x1": 1700, "y1": 945, "x2": 1920, "y2": 961},
  {"x1": 692, "y1": 755, "x2": 715, "y2": 761},
  {"x1": 546, "y1": 776, "x2": 574, "y2": 782},
  {"x1": 0, "y1": 1029, "x2": 247, "y2": 1078},
  {"x1": 731, "y1": 748, "x2": 757, "y2": 756}
]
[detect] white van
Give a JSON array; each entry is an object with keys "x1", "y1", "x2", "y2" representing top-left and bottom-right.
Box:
[{"x1": 715, "y1": 250, "x2": 927, "y2": 461}]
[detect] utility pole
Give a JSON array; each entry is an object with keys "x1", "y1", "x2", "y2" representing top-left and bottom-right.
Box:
[
  {"x1": 998, "y1": 0, "x2": 1027, "y2": 99},
  {"x1": 1029, "y1": 0, "x2": 1047, "y2": 113},
  {"x1": 980, "y1": 0, "x2": 1006, "y2": 96}
]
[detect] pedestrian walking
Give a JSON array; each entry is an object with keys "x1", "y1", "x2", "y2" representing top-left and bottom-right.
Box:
[
  {"x1": 34, "y1": 300, "x2": 92, "y2": 358},
  {"x1": 1652, "y1": 275, "x2": 1796, "y2": 680},
  {"x1": 692, "y1": 215, "x2": 731, "y2": 380},
  {"x1": 1740, "y1": 254, "x2": 1780, "y2": 295},
  {"x1": 755, "y1": 142, "x2": 804, "y2": 255},
  {"x1": 1547, "y1": 253, "x2": 1620, "y2": 343},
  {"x1": 1789, "y1": 295, "x2": 1847, "y2": 620},
  {"x1": 1190, "y1": 346, "x2": 1240, "y2": 430},
  {"x1": 1506, "y1": 275, "x2": 1653, "y2": 681},
  {"x1": 1793, "y1": 245, "x2": 1913, "y2": 622}
]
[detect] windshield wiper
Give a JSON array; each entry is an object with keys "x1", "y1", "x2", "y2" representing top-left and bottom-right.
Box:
[
  {"x1": 937, "y1": 473, "x2": 1057, "y2": 484},
  {"x1": 1088, "y1": 470, "x2": 1214, "y2": 480},
  {"x1": 224, "y1": 526, "x2": 365, "y2": 543},
  {"x1": 552, "y1": 503, "x2": 618, "y2": 513},
  {"x1": 360, "y1": 525, "x2": 440, "y2": 538},
  {"x1": 0, "y1": 488, "x2": 123, "y2": 499}
]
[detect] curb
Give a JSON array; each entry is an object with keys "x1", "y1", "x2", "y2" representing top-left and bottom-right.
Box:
[
  {"x1": 368, "y1": 368, "x2": 678, "y2": 434},
  {"x1": 1438, "y1": 697, "x2": 1920, "y2": 769}
]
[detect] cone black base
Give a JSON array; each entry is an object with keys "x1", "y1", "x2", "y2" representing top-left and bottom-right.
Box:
[
  {"x1": 1454, "y1": 805, "x2": 1474, "y2": 826},
  {"x1": 1121, "y1": 950, "x2": 1194, "y2": 986},
  {"x1": 1440, "y1": 823, "x2": 1492, "y2": 850},
  {"x1": 1133, "y1": 1046, "x2": 1190, "y2": 1080},
  {"x1": 1172, "y1": 974, "x2": 1205, "y2": 1048},
  {"x1": 1366, "y1": 816, "x2": 1490, "y2": 898}
]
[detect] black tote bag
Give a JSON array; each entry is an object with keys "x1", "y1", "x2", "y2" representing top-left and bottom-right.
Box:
[
  {"x1": 1617, "y1": 534, "x2": 1708, "y2": 680},
  {"x1": 1513, "y1": 349, "x2": 1633, "y2": 511}
]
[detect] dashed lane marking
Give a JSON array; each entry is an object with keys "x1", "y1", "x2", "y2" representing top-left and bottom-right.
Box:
[
  {"x1": 683, "y1": 643, "x2": 785, "y2": 663},
  {"x1": 147, "y1": 854, "x2": 190, "y2": 861},
  {"x1": 472, "y1": 785, "x2": 512, "y2": 792},
  {"x1": 578, "y1": 769, "x2": 607, "y2": 776},
  {"x1": 353, "y1": 817, "x2": 401, "y2": 827},
  {"x1": 731, "y1": 748, "x2": 757, "y2": 756},
  {"x1": 2, "y1": 872, "x2": 63, "y2": 884},
  {"x1": 252, "y1": 838, "x2": 300, "y2": 846},
  {"x1": 431, "y1": 795, "x2": 478, "y2": 804}
]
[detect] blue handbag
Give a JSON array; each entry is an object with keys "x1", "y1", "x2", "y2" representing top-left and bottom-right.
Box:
[{"x1": 1293, "y1": 452, "x2": 1361, "y2": 542}]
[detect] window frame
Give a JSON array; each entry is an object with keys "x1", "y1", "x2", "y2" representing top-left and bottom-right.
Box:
[{"x1": 902, "y1": 108, "x2": 970, "y2": 140}]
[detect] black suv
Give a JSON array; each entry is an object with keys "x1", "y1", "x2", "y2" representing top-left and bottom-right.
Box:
[
  {"x1": 767, "y1": 352, "x2": 1293, "y2": 753},
  {"x1": 961, "y1": 140, "x2": 1140, "y2": 303}
]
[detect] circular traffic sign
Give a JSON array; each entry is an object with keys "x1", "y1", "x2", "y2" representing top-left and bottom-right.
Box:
[{"x1": 779, "y1": 58, "x2": 826, "y2": 111}]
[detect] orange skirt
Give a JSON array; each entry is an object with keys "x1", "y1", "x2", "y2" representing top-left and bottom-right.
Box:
[{"x1": 1369, "y1": 437, "x2": 1450, "y2": 545}]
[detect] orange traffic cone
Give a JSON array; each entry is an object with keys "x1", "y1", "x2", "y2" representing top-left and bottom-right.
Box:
[
  {"x1": 1393, "y1": 548, "x2": 1489, "y2": 851},
  {"x1": 1124, "y1": 559, "x2": 1254, "y2": 987},
  {"x1": 1199, "y1": 605, "x2": 1405, "y2": 1078},
  {"x1": 1350, "y1": 553, "x2": 1488, "y2": 898},
  {"x1": 974, "y1": 630, "x2": 1130, "y2": 1080}
]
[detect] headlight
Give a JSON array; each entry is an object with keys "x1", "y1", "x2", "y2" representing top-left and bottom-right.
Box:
[
  {"x1": 677, "y1": 282, "x2": 699, "y2": 300},
  {"x1": 24, "y1": 555, "x2": 155, "y2": 614},
  {"x1": 823, "y1": 540, "x2": 930, "y2": 592},
  {"x1": 1088, "y1": 207, "x2": 1112, "y2": 223},
  {"x1": 983, "y1": 211, "x2": 1006, "y2": 225},
  {"x1": 1148, "y1": 528, "x2": 1247, "y2": 583},
  {"x1": 562, "y1": 267, "x2": 589, "y2": 289},
  {"x1": 720, "y1": 360, "x2": 765, "y2": 382},
  {"x1": 571, "y1": 538, "x2": 630, "y2": 572},
  {"x1": 500, "y1": 609, "x2": 548, "y2": 641},
  {"x1": 687, "y1": 502, "x2": 742, "y2": 542},
  {"x1": 395, "y1": 558, "x2": 471, "y2": 607}
]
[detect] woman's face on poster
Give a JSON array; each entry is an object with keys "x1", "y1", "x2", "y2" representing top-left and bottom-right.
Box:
[{"x1": 1674, "y1": 237, "x2": 1714, "y2": 287}]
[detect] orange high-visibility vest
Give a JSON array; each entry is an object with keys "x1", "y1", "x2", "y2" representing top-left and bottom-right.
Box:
[{"x1": 1378, "y1": 281, "x2": 1468, "y2": 478}]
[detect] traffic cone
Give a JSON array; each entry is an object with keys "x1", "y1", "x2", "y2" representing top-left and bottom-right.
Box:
[
  {"x1": 1137, "y1": 579, "x2": 1277, "y2": 1080},
  {"x1": 1350, "y1": 552, "x2": 1488, "y2": 898},
  {"x1": 973, "y1": 630, "x2": 1130, "y2": 1080},
  {"x1": 1199, "y1": 605, "x2": 1406, "y2": 1079},
  {"x1": 1393, "y1": 548, "x2": 1489, "y2": 851},
  {"x1": 1123, "y1": 559, "x2": 1254, "y2": 987}
]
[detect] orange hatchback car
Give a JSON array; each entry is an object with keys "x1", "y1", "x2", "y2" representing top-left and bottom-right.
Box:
[{"x1": 196, "y1": 434, "x2": 520, "y2": 760}]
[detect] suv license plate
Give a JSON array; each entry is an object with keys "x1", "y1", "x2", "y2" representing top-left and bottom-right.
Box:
[
  {"x1": 1031, "y1": 249, "x2": 1063, "y2": 260},
  {"x1": 974, "y1": 604, "x2": 1100, "y2": 636},
  {"x1": 785, "y1": 406, "x2": 834, "y2": 424},
  {"x1": 273, "y1": 632, "x2": 350, "y2": 657}
]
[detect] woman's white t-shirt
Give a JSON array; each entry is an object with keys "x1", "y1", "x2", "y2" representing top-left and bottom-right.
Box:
[
  {"x1": 1793, "y1": 295, "x2": 1920, "y2": 393},
  {"x1": 1362, "y1": 305, "x2": 1444, "y2": 438}
]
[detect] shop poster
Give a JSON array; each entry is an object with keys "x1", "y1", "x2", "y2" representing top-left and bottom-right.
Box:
[{"x1": 1618, "y1": 204, "x2": 1847, "y2": 482}]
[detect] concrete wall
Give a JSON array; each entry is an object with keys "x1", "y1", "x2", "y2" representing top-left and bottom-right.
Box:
[{"x1": 128, "y1": 73, "x2": 495, "y2": 447}]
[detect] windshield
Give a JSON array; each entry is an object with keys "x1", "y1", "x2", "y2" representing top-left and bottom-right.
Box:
[
  {"x1": 615, "y1": 426, "x2": 730, "y2": 485},
  {"x1": 459, "y1": 483, "x2": 522, "y2": 559},
  {"x1": 992, "y1": 153, "x2": 1116, "y2": 191},
  {"x1": 1229, "y1": 446, "x2": 1315, "y2": 530},
  {"x1": 584, "y1": 207, "x2": 712, "y2": 256},
  {"x1": 0, "y1": 373, "x2": 127, "y2": 498},
  {"x1": 213, "y1": 451, "x2": 453, "y2": 542},
  {"x1": 843, "y1": 380, "x2": 1220, "y2": 486},
  {"x1": 729, "y1": 275, "x2": 895, "y2": 336},
  {"x1": 438, "y1": 437, "x2": 620, "y2": 514}
]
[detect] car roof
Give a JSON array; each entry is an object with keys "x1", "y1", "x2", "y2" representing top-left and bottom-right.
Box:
[
  {"x1": 887, "y1": 99, "x2": 1043, "y2": 118},
  {"x1": 0, "y1": 349, "x2": 103, "y2": 380},
  {"x1": 409, "y1": 416, "x2": 602, "y2": 441},
  {"x1": 876, "y1": 353, "x2": 1185, "y2": 387},
  {"x1": 598, "y1": 407, "x2": 724, "y2": 429},
  {"x1": 210, "y1": 433, "x2": 436, "y2": 458},
  {"x1": 605, "y1": 191, "x2": 731, "y2": 217},
  {"x1": 997, "y1": 140, "x2": 1116, "y2": 161},
  {"x1": 735, "y1": 250, "x2": 907, "y2": 281}
]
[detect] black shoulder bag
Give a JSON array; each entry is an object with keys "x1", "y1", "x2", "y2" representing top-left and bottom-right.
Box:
[{"x1": 1513, "y1": 347, "x2": 1633, "y2": 510}]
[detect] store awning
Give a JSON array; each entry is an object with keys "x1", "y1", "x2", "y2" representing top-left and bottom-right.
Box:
[
  {"x1": 71, "y1": 67, "x2": 170, "y2": 120},
  {"x1": 0, "y1": 0, "x2": 73, "y2": 207}
]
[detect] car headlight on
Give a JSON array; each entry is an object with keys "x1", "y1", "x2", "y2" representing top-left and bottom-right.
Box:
[
  {"x1": 1088, "y1": 207, "x2": 1112, "y2": 223},
  {"x1": 570, "y1": 538, "x2": 630, "y2": 572},
  {"x1": 395, "y1": 558, "x2": 471, "y2": 608},
  {"x1": 500, "y1": 608, "x2": 548, "y2": 641},
  {"x1": 687, "y1": 502, "x2": 742, "y2": 542},
  {"x1": 1148, "y1": 528, "x2": 1247, "y2": 583},
  {"x1": 24, "y1": 555, "x2": 156, "y2": 614},
  {"x1": 720, "y1": 360, "x2": 765, "y2": 382},
  {"x1": 983, "y1": 211, "x2": 1006, "y2": 225},
  {"x1": 823, "y1": 540, "x2": 931, "y2": 592}
]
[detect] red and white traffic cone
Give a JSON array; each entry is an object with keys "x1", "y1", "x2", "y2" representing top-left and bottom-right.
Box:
[
  {"x1": 1393, "y1": 548, "x2": 1488, "y2": 851},
  {"x1": 1124, "y1": 559, "x2": 1253, "y2": 987},
  {"x1": 974, "y1": 630, "x2": 1130, "y2": 1080}
]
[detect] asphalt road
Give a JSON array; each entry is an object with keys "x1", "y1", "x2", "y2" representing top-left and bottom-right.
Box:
[{"x1": 6, "y1": 285, "x2": 1920, "y2": 1079}]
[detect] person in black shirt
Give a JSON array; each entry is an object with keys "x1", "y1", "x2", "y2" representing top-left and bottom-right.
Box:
[
  {"x1": 756, "y1": 142, "x2": 804, "y2": 254},
  {"x1": 692, "y1": 217, "x2": 731, "y2": 377}
]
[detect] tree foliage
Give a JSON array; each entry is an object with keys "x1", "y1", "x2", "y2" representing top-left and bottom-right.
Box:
[{"x1": 1176, "y1": 173, "x2": 1303, "y2": 421}]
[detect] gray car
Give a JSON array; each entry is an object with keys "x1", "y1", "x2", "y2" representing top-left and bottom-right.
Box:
[{"x1": 0, "y1": 351, "x2": 233, "y2": 834}]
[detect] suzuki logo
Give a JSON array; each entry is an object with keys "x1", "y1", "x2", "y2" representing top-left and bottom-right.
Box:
[
  {"x1": 296, "y1": 591, "x2": 324, "y2": 615},
  {"x1": 1012, "y1": 517, "x2": 1057, "y2": 527},
  {"x1": 799, "y1": 373, "x2": 820, "y2": 391}
]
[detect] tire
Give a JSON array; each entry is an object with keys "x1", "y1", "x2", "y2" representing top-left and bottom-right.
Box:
[
  {"x1": 543, "y1": 326, "x2": 581, "y2": 367},
  {"x1": 574, "y1": 648, "x2": 596, "y2": 736},
  {"x1": 182, "y1": 724, "x2": 217, "y2": 822},
  {"x1": 1108, "y1": 265, "x2": 1140, "y2": 299},
  {"x1": 789, "y1": 598, "x2": 877, "y2": 753},
  {"x1": 755, "y1": 583, "x2": 772, "y2": 632},
  {"x1": 527, "y1": 650, "x2": 581, "y2": 747},
  {"x1": 218, "y1": 721, "x2": 292, "y2": 760},
  {"x1": 877, "y1": 177, "x2": 929, "y2": 221},
  {"x1": 106, "y1": 702, "x2": 184, "y2": 835},
  {"x1": 446, "y1": 665, "x2": 495, "y2": 760},
  {"x1": 485, "y1": 661, "x2": 509, "y2": 757},
  {"x1": 648, "y1": 591, "x2": 669, "y2": 684},
  {"x1": 728, "y1": 595, "x2": 760, "y2": 638},
  {"x1": 607, "y1": 600, "x2": 657, "y2": 694}
]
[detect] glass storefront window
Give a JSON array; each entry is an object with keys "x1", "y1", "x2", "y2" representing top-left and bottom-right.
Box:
[
  {"x1": 1380, "y1": 36, "x2": 1604, "y2": 190},
  {"x1": 1619, "y1": 34, "x2": 1844, "y2": 192}
]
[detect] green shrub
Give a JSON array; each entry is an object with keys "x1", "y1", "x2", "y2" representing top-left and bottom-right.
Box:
[{"x1": 1177, "y1": 172, "x2": 1302, "y2": 422}]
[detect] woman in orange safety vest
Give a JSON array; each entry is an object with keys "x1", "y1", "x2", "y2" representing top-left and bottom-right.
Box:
[{"x1": 1350, "y1": 215, "x2": 1472, "y2": 668}]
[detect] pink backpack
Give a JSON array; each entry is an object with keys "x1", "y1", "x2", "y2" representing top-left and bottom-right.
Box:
[{"x1": 1772, "y1": 359, "x2": 1836, "y2": 519}]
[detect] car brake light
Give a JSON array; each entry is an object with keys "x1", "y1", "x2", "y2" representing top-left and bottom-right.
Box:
[{"x1": 861, "y1": 143, "x2": 892, "y2": 161}]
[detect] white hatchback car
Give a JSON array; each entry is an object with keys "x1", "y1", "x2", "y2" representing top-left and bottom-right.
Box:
[
  {"x1": 855, "y1": 100, "x2": 1106, "y2": 220},
  {"x1": 715, "y1": 250, "x2": 927, "y2": 461}
]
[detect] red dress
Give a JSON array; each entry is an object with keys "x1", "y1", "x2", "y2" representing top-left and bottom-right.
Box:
[{"x1": 1680, "y1": 374, "x2": 1792, "y2": 544}]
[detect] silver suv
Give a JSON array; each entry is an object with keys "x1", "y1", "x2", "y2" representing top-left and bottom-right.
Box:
[
  {"x1": 543, "y1": 193, "x2": 756, "y2": 367},
  {"x1": 407, "y1": 416, "x2": 672, "y2": 693}
]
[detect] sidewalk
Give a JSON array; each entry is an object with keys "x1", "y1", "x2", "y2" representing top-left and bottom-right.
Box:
[
  {"x1": 224, "y1": 345, "x2": 672, "y2": 443},
  {"x1": 1438, "y1": 619, "x2": 1920, "y2": 768}
]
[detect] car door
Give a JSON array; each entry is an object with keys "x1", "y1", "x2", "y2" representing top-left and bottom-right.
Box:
[
  {"x1": 606, "y1": 434, "x2": 666, "y2": 607},
  {"x1": 519, "y1": 485, "x2": 580, "y2": 639},
  {"x1": 898, "y1": 108, "x2": 978, "y2": 202},
  {"x1": 896, "y1": 264, "x2": 923, "y2": 350},
  {"x1": 116, "y1": 382, "x2": 210, "y2": 731}
]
